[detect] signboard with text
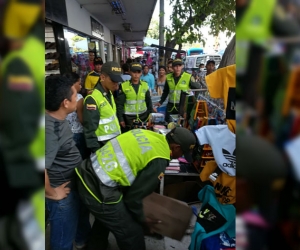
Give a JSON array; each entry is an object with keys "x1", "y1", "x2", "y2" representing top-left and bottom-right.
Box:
[{"x1": 91, "y1": 17, "x2": 104, "y2": 40}]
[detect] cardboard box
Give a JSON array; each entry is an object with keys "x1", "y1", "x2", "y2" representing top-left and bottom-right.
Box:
[{"x1": 143, "y1": 192, "x2": 193, "y2": 241}]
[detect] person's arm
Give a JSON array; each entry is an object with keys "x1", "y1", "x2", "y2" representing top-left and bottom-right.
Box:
[
  {"x1": 0, "y1": 58, "x2": 42, "y2": 188},
  {"x1": 45, "y1": 170, "x2": 71, "y2": 200},
  {"x1": 123, "y1": 158, "x2": 168, "y2": 224},
  {"x1": 83, "y1": 96, "x2": 101, "y2": 152},
  {"x1": 145, "y1": 89, "x2": 153, "y2": 114},
  {"x1": 190, "y1": 78, "x2": 201, "y2": 89},
  {"x1": 150, "y1": 75, "x2": 155, "y2": 92},
  {"x1": 158, "y1": 81, "x2": 169, "y2": 105},
  {"x1": 76, "y1": 95, "x2": 84, "y2": 124},
  {"x1": 116, "y1": 85, "x2": 126, "y2": 124}
]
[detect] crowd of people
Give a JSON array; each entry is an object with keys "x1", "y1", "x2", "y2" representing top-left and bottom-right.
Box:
[{"x1": 45, "y1": 52, "x2": 201, "y2": 250}]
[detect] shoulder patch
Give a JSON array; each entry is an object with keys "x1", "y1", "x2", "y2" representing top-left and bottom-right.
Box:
[
  {"x1": 158, "y1": 172, "x2": 164, "y2": 181},
  {"x1": 7, "y1": 75, "x2": 33, "y2": 91},
  {"x1": 86, "y1": 104, "x2": 97, "y2": 110}
]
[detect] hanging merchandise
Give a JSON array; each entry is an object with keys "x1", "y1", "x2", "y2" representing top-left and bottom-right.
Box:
[
  {"x1": 189, "y1": 185, "x2": 236, "y2": 250},
  {"x1": 195, "y1": 125, "x2": 236, "y2": 177}
]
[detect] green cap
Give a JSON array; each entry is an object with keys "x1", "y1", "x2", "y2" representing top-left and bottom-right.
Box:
[
  {"x1": 101, "y1": 61, "x2": 123, "y2": 83},
  {"x1": 172, "y1": 58, "x2": 183, "y2": 67},
  {"x1": 130, "y1": 63, "x2": 142, "y2": 72},
  {"x1": 167, "y1": 127, "x2": 196, "y2": 162}
]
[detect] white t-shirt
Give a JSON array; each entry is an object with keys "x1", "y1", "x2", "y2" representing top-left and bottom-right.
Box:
[
  {"x1": 66, "y1": 93, "x2": 84, "y2": 133},
  {"x1": 195, "y1": 125, "x2": 236, "y2": 176}
]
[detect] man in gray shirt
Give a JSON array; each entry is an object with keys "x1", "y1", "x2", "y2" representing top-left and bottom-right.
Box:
[{"x1": 45, "y1": 75, "x2": 90, "y2": 250}]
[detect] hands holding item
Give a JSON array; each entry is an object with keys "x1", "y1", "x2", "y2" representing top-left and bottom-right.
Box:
[
  {"x1": 120, "y1": 121, "x2": 126, "y2": 128},
  {"x1": 46, "y1": 181, "x2": 71, "y2": 200},
  {"x1": 145, "y1": 217, "x2": 162, "y2": 233}
]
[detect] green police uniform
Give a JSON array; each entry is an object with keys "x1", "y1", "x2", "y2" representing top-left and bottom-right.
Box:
[
  {"x1": 159, "y1": 72, "x2": 200, "y2": 122},
  {"x1": 0, "y1": 22, "x2": 45, "y2": 250},
  {"x1": 116, "y1": 80, "x2": 153, "y2": 129},
  {"x1": 76, "y1": 129, "x2": 170, "y2": 249},
  {"x1": 83, "y1": 82, "x2": 121, "y2": 152}
]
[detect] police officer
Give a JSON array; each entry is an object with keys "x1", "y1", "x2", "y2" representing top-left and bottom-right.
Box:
[
  {"x1": 116, "y1": 62, "x2": 153, "y2": 132},
  {"x1": 0, "y1": 0, "x2": 45, "y2": 249},
  {"x1": 84, "y1": 56, "x2": 103, "y2": 95},
  {"x1": 83, "y1": 61, "x2": 123, "y2": 153},
  {"x1": 155, "y1": 58, "x2": 201, "y2": 122},
  {"x1": 76, "y1": 127, "x2": 196, "y2": 250}
]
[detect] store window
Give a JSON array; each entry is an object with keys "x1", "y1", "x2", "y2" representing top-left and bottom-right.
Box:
[{"x1": 63, "y1": 28, "x2": 92, "y2": 84}]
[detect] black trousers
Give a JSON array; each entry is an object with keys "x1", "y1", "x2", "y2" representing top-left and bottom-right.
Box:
[
  {"x1": 78, "y1": 182, "x2": 145, "y2": 250},
  {"x1": 165, "y1": 102, "x2": 180, "y2": 123}
]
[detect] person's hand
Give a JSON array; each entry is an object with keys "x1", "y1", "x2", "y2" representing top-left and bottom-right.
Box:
[
  {"x1": 120, "y1": 121, "x2": 126, "y2": 128},
  {"x1": 87, "y1": 90, "x2": 94, "y2": 95},
  {"x1": 152, "y1": 107, "x2": 157, "y2": 113},
  {"x1": 46, "y1": 181, "x2": 71, "y2": 200},
  {"x1": 145, "y1": 217, "x2": 162, "y2": 233},
  {"x1": 155, "y1": 102, "x2": 161, "y2": 107}
]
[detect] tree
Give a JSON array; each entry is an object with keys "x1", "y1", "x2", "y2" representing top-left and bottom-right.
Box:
[
  {"x1": 164, "y1": 0, "x2": 235, "y2": 62},
  {"x1": 146, "y1": 19, "x2": 160, "y2": 40}
]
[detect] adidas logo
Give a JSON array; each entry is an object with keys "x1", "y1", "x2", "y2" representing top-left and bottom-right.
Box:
[{"x1": 222, "y1": 148, "x2": 236, "y2": 169}]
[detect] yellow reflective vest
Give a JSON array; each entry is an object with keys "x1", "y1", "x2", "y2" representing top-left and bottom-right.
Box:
[
  {"x1": 122, "y1": 80, "x2": 148, "y2": 117},
  {"x1": 90, "y1": 129, "x2": 170, "y2": 187},
  {"x1": 236, "y1": 0, "x2": 275, "y2": 73},
  {"x1": 166, "y1": 72, "x2": 191, "y2": 110},
  {"x1": 1, "y1": 36, "x2": 45, "y2": 171},
  {"x1": 84, "y1": 89, "x2": 121, "y2": 141}
]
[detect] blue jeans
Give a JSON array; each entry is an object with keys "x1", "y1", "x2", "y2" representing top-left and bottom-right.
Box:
[{"x1": 46, "y1": 190, "x2": 89, "y2": 250}]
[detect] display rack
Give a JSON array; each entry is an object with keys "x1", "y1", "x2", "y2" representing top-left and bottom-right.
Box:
[{"x1": 45, "y1": 24, "x2": 60, "y2": 77}]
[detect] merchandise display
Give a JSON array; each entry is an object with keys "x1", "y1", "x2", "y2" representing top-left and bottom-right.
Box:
[{"x1": 45, "y1": 24, "x2": 60, "y2": 77}]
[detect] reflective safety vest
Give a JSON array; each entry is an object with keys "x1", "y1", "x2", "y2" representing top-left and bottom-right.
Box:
[
  {"x1": 122, "y1": 80, "x2": 148, "y2": 119},
  {"x1": 85, "y1": 89, "x2": 121, "y2": 141},
  {"x1": 167, "y1": 72, "x2": 191, "y2": 111},
  {"x1": 1, "y1": 36, "x2": 45, "y2": 172},
  {"x1": 90, "y1": 129, "x2": 170, "y2": 188},
  {"x1": 236, "y1": 0, "x2": 275, "y2": 74}
]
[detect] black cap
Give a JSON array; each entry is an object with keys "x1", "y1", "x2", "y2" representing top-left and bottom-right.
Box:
[
  {"x1": 206, "y1": 60, "x2": 215, "y2": 65},
  {"x1": 167, "y1": 127, "x2": 196, "y2": 162},
  {"x1": 101, "y1": 61, "x2": 123, "y2": 83},
  {"x1": 94, "y1": 57, "x2": 103, "y2": 65},
  {"x1": 130, "y1": 63, "x2": 142, "y2": 72},
  {"x1": 172, "y1": 58, "x2": 183, "y2": 67}
]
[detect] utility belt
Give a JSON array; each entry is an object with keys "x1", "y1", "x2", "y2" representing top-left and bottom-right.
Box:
[{"x1": 76, "y1": 158, "x2": 123, "y2": 204}]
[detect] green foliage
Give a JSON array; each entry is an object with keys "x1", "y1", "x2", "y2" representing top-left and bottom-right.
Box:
[
  {"x1": 146, "y1": 19, "x2": 160, "y2": 40},
  {"x1": 165, "y1": 0, "x2": 235, "y2": 47}
]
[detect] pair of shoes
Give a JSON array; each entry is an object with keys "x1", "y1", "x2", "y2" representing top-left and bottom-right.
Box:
[
  {"x1": 45, "y1": 63, "x2": 59, "y2": 71},
  {"x1": 45, "y1": 52, "x2": 60, "y2": 59},
  {"x1": 45, "y1": 42, "x2": 56, "y2": 49}
]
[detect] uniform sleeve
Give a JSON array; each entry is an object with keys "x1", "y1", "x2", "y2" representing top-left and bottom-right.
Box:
[
  {"x1": 84, "y1": 75, "x2": 92, "y2": 90},
  {"x1": 116, "y1": 84, "x2": 126, "y2": 123},
  {"x1": 190, "y1": 78, "x2": 201, "y2": 89},
  {"x1": 0, "y1": 58, "x2": 42, "y2": 188},
  {"x1": 123, "y1": 158, "x2": 168, "y2": 224},
  {"x1": 145, "y1": 89, "x2": 153, "y2": 114},
  {"x1": 159, "y1": 81, "x2": 169, "y2": 105},
  {"x1": 83, "y1": 96, "x2": 101, "y2": 152}
]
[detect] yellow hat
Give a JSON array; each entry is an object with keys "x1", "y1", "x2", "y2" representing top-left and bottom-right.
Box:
[{"x1": 3, "y1": 0, "x2": 41, "y2": 39}]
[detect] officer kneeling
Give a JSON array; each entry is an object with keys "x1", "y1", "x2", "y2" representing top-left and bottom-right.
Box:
[{"x1": 75, "y1": 127, "x2": 196, "y2": 250}]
